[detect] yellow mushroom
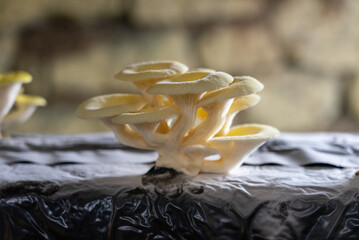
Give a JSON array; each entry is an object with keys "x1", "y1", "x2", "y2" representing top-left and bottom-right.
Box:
[
  {"x1": 2, "y1": 94, "x2": 46, "y2": 130},
  {"x1": 0, "y1": 71, "x2": 32, "y2": 138}
]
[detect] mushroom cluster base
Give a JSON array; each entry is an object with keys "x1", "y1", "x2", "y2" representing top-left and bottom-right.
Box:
[{"x1": 76, "y1": 61, "x2": 279, "y2": 176}]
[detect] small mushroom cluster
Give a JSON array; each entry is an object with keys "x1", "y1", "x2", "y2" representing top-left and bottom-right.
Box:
[
  {"x1": 0, "y1": 71, "x2": 46, "y2": 138},
  {"x1": 76, "y1": 61, "x2": 279, "y2": 176}
]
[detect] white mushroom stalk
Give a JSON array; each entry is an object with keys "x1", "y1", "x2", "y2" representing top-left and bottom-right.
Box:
[
  {"x1": 0, "y1": 72, "x2": 32, "y2": 138},
  {"x1": 147, "y1": 71, "x2": 233, "y2": 143},
  {"x1": 183, "y1": 99, "x2": 233, "y2": 145},
  {"x1": 184, "y1": 76, "x2": 263, "y2": 145},
  {"x1": 216, "y1": 94, "x2": 261, "y2": 136},
  {"x1": 76, "y1": 61, "x2": 279, "y2": 176},
  {"x1": 2, "y1": 94, "x2": 47, "y2": 130}
]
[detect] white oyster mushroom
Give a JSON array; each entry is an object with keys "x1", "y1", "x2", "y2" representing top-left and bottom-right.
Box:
[
  {"x1": 76, "y1": 61, "x2": 280, "y2": 176},
  {"x1": 76, "y1": 93, "x2": 153, "y2": 150},
  {"x1": 202, "y1": 124, "x2": 279, "y2": 173},
  {"x1": 2, "y1": 94, "x2": 46, "y2": 130},
  {"x1": 0, "y1": 72, "x2": 32, "y2": 138}
]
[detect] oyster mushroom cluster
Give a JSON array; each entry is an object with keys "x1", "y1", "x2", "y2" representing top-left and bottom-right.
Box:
[
  {"x1": 76, "y1": 61, "x2": 279, "y2": 176},
  {"x1": 0, "y1": 71, "x2": 46, "y2": 138}
]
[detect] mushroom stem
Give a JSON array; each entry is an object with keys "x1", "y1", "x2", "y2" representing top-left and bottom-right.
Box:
[
  {"x1": 216, "y1": 94, "x2": 261, "y2": 136},
  {"x1": 184, "y1": 99, "x2": 233, "y2": 145},
  {"x1": 2, "y1": 104, "x2": 37, "y2": 130},
  {"x1": 216, "y1": 112, "x2": 237, "y2": 137},
  {"x1": 131, "y1": 122, "x2": 165, "y2": 147},
  {"x1": 134, "y1": 80, "x2": 163, "y2": 107},
  {"x1": 0, "y1": 83, "x2": 22, "y2": 138},
  {"x1": 156, "y1": 149, "x2": 200, "y2": 176},
  {"x1": 167, "y1": 94, "x2": 200, "y2": 144},
  {"x1": 102, "y1": 118, "x2": 154, "y2": 150}
]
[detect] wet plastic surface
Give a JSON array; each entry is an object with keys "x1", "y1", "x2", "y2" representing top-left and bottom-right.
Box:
[{"x1": 1, "y1": 133, "x2": 359, "y2": 239}]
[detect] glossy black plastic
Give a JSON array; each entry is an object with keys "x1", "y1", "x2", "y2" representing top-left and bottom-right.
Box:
[{"x1": 1, "y1": 133, "x2": 359, "y2": 239}]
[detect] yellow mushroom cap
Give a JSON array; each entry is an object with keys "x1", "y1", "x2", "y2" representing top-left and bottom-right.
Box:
[
  {"x1": 0, "y1": 71, "x2": 32, "y2": 85},
  {"x1": 76, "y1": 94, "x2": 147, "y2": 119},
  {"x1": 197, "y1": 76, "x2": 263, "y2": 107},
  {"x1": 15, "y1": 94, "x2": 47, "y2": 106},
  {"x1": 147, "y1": 71, "x2": 234, "y2": 95},
  {"x1": 212, "y1": 124, "x2": 279, "y2": 141},
  {"x1": 112, "y1": 105, "x2": 178, "y2": 124},
  {"x1": 229, "y1": 94, "x2": 261, "y2": 114},
  {"x1": 115, "y1": 61, "x2": 188, "y2": 82}
]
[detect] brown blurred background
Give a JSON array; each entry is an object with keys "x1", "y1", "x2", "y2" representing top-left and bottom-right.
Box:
[{"x1": 0, "y1": 0, "x2": 359, "y2": 134}]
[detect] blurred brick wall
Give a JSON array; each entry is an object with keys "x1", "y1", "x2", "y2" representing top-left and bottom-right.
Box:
[{"x1": 0, "y1": 0, "x2": 358, "y2": 133}]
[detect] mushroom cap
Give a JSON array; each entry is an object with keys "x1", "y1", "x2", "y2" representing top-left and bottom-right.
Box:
[
  {"x1": 112, "y1": 105, "x2": 178, "y2": 124},
  {"x1": 197, "y1": 76, "x2": 263, "y2": 107},
  {"x1": 115, "y1": 61, "x2": 188, "y2": 82},
  {"x1": 76, "y1": 94, "x2": 147, "y2": 119},
  {"x1": 211, "y1": 124, "x2": 279, "y2": 142},
  {"x1": 188, "y1": 68, "x2": 216, "y2": 73},
  {"x1": 16, "y1": 94, "x2": 47, "y2": 106},
  {"x1": 232, "y1": 76, "x2": 263, "y2": 95},
  {"x1": 147, "y1": 71, "x2": 233, "y2": 95},
  {"x1": 0, "y1": 71, "x2": 32, "y2": 85},
  {"x1": 229, "y1": 94, "x2": 261, "y2": 114}
]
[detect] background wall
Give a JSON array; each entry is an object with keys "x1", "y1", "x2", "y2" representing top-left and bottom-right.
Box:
[{"x1": 0, "y1": 0, "x2": 359, "y2": 134}]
